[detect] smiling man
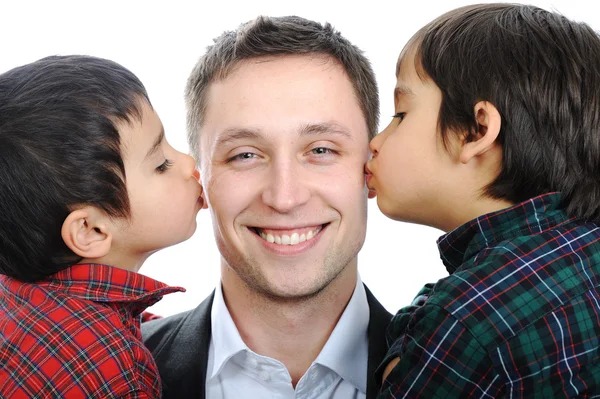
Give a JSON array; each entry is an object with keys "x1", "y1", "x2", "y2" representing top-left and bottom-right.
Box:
[{"x1": 142, "y1": 16, "x2": 391, "y2": 399}]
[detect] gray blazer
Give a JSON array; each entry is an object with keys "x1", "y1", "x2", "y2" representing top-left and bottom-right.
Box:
[{"x1": 142, "y1": 285, "x2": 392, "y2": 399}]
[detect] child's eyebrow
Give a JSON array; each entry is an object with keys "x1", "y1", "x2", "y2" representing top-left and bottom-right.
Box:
[
  {"x1": 145, "y1": 126, "x2": 165, "y2": 160},
  {"x1": 394, "y1": 84, "x2": 414, "y2": 103}
]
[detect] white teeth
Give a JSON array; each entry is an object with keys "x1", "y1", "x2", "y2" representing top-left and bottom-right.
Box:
[
  {"x1": 290, "y1": 233, "x2": 299, "y2": 245},
  {"x1": 257, "y1": 226, "x2": 323, "y2": 245}
]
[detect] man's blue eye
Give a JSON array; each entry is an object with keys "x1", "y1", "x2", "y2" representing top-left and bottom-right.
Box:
[
  {"x1": 311, "y1": 147, "x2": 335, "y2": 155},
  {"x1": 227, "y1": 152, "x2": 256, "y2": 163}
]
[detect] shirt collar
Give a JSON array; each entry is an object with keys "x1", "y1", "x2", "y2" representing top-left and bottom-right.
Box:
[
  {"x1": 313, "y1": 276, "x2": 369, "y2": 393},
  {"x1": 209, "y1": 281, "x2": 248, "y2": 380},
  {"x1": 45, "y1": 263, "x2": 184, "y2": 316},
  {"x1": 209, "y1": 275, "x2": 370, "y2": 392},
  {"x1": 437, "y1": 193, "x2": 569, "y2": 274}
]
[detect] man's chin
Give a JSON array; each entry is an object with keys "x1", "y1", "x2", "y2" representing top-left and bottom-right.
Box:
[
  {"x1": 256, "y1": 284, "x2": 328, "y2": 303},
  {"x1": 247, "y1": 273, "x2": 332, "y2": 303}
]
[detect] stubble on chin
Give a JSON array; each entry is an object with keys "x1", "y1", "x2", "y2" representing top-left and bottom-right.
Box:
[{"x1": 220, "y1": 247, "x2": 354, "y2": 305}]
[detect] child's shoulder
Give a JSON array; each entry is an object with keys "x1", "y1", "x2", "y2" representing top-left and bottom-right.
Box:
[
  {"x1": 0, "y1": 276, "x2": 131, "y2": 346},
  {"x1": 0, "y1": 275, "x2": 157, "y2": 397},
  {"x1": 427, "y1": 217, "x2": 600, "y2": 345}
]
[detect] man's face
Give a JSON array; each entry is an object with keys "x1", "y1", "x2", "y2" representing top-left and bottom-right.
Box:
[{"x1": 199, "y1": 55, "x2": 371, "y2": 299}]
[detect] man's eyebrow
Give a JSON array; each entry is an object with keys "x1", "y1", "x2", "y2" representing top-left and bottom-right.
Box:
[
  {"x1": 299, "y1": 122, "x2": 353, "y2": 140},
  {"x1": 145, "y1": 126, "x2": 165, "y2": 160},
  {"x1": 213, "y1": 123, "x2": 352, "y2": 148},
  {"x1": 214, "y1": 128, "x2": 262, "y2": 147},
  {"x1": 394, "y1": 84, "x2": 414, "y2": 102}
]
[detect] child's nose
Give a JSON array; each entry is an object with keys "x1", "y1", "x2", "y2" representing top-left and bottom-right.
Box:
[
  {"x1": 192, "y1": 168, "x2": 200, "y2": 181},
  {"x1": 369, "y1": 128, "x2": 388, "y2": 157},
  {"x1": 369, "y1": 137, "x2": 379, "y2": 157}
]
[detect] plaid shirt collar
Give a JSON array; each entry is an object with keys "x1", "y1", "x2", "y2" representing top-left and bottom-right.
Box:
[
  {"x1": 437, "y1": 193, "x2": 570, "y2": 274},
  {"x1": 43, "y1": 263, "x2": 184, "y2": 317}
]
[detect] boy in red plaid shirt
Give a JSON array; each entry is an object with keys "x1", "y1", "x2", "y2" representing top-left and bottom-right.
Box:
[{"x1": 0, "y1": 55, "x2": 205, "y2": 398}]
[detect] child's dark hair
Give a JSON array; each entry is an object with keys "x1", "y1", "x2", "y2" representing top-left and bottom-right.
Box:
[
  {"x1": 0, "y1": 55, "x2": 150, "y2": 282},
  {"x1": 403, "y1": 3, "x2": 600, "y2": 222}
]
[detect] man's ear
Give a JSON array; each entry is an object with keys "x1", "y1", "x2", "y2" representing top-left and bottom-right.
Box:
[
  {"x1": 195, "y1": 168, "x2": 209, "y2": 210},
  {"x1": 61, "y1": 207, "x2": 112, "y2": 259},
  {"x1": 459, "y1": 101, "x2": 501, "y2": 164}
]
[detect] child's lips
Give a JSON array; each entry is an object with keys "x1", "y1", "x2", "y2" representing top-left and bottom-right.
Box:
[
  {"x1": 197, "y1": 193, "x2": 205, "y2": 208},
  {"x1": 364, "y1": 164, "x2": 374, "y2": 189}
]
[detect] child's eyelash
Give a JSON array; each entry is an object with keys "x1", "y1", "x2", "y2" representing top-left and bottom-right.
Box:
[
  {"x1": 392, "y1": 112, "x2": 406, "y2": 121},
  {"x1": 156, "y1": 159, "x2": 173, "y2": 173}
]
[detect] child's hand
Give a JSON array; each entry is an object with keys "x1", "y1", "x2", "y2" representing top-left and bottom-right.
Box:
[{"x1": 382, "y1": 357, "x2": 400, "y2": 383}]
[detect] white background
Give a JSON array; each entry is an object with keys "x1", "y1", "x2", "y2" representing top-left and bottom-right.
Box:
[{"x1": 1, "y1": 0, "x2": 593, "y2": 316}]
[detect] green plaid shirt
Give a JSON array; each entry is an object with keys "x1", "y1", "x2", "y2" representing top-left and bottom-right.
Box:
[{"x1": 378, "y1": 193, "x2": 600, "y2": 398}]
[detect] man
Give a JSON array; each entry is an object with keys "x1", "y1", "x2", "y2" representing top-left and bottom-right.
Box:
[{"x1": 142, "y1": 15, "x2": 391, "y2": 399}]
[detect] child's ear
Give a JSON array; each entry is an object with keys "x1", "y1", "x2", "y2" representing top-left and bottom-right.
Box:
[
  {"x1": 61, "y1": 207, "x2": 112, "y2": 259},
  {"x1": 459, "y1": 101, "x2": 501, "y2": 164}
]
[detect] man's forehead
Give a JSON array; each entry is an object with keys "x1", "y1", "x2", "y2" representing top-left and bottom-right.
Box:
[
  {"x1": 228, "y1": 53, "x2": 342, "y2": 76},
  {"x1": 206, "y1": 54, "x2": 349, "y2": 102},
  {"x1": 200, "y1": 53, "x2": 367, "y2": 151}
]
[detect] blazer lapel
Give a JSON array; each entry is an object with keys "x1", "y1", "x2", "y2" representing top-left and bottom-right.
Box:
[
  {"x1": 152, "y1": 286, "x2": 390, "y2": 399},
  {"x1": 365, "y1": 284, "x2": 393, "y2": 399},
  {"x1": 154, "y1": 292, "x2": 214, "y2": 399}
]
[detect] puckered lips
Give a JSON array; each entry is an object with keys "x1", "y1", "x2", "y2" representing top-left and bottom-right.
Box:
[
  {"x1": 249, "y1": 223, "x2": 330, "y2": 255},
  {"x1": 364, "y1": 163, "x2": 375, "y2": 191}
]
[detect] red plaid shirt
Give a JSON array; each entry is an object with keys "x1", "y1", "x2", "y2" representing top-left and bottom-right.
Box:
[{"x1": 0, "y1": 264, "x2": 184, "y2": 398}]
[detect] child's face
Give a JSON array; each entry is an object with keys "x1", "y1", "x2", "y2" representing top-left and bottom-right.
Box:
[
  {"x1": 115, "y1": 101, "x2": 203, "y2": 256},
  {"x1": 366, "y1": 53, "x2": 459, "y2": 229}
]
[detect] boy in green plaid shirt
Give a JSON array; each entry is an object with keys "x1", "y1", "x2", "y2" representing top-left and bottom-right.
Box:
[{"x1": 365, "y1": 3, "x2": 600, "y2": 398}]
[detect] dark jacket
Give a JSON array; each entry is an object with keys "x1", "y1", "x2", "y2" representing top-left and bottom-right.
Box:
[{"x1": 142, "y1": 285, "x2": 392, "y2": 399}]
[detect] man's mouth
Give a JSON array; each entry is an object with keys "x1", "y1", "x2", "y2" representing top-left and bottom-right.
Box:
[{"x1": 250, "y1": 224, "x2": 328, "y2": 246}]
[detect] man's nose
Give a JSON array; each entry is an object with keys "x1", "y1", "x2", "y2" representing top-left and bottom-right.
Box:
[{"x1": 261, "y1": 160, "x2": 310, "y2": 213}]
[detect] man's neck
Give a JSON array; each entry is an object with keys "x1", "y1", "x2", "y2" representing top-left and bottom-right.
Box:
[{"x1": 221, "y1": 263, "x2": 358, "y2": 386}]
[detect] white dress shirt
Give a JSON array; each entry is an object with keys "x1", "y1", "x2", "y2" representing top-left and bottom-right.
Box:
[{"x1": 206, "y1": 276, "x2": 370, "y2": 399}]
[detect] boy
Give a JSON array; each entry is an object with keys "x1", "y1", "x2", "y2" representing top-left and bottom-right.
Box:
[
  {"x1": 0, "y1": 55, "x2": 205, "y2": 398},
  {"x1": 366, "y1": 4, "x2": 600, "y2": 398}
]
